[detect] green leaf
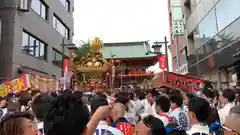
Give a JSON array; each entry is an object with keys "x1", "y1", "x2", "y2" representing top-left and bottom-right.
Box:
[{"x1": 76, "y1": 43, "x2": 90, "y2": 58}]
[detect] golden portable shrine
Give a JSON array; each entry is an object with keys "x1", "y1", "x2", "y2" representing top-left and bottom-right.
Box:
[{"x1": 70, "y1": 38, "x2": 123, "y2": 92}]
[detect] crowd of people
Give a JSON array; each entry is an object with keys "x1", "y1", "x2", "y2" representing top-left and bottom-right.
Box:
[{"x1": 0, "y1": 87, "x2": 239, "y2": 135}]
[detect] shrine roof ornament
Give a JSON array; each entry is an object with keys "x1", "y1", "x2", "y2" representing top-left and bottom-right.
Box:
[
  {"x1": 101, "y1": 41, "x2": 157, "y2": 59},
  {"x1": 90, "y1": 37, "x2": 104, "y2": 54},
  {"x1": 72, "y1": 37, "x2": 110, "y2": 73}
]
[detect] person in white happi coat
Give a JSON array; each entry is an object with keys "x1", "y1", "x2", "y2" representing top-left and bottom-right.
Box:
[
  {"x1": 169, "y1": 93, "x2": 189, "y2": 131},
  {"x1": 115, "y1": 92, "x2": 137, "y2": 125},
  {"x1": 91, "y1": 96, "x2": 123, "y2": 135},
  {"x1": 154, "y1": 95, "x2": 173, "y2": 126},
  {"x1": 187, "y1": 97, "x2": 211, "y2": 135},
  {"x1": 140, "y1": 89, "x2": 159, "y2": 118},
  {"x1": 218, "y1": 88, "x2": 236, "y2": 124}
]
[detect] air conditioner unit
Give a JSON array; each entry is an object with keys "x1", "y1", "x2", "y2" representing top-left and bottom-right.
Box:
[{"x1": 19, "y1": 0, "x2": 30, "y2": 12}]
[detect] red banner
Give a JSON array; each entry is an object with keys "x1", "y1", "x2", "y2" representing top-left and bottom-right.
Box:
[
  {"x1": 11, "y1": 74, "x2": 29, "y2": 93},
  {"x1": 158, "y1": 56, "x2": 167, "y2": 69},
  {"x1": 0, "y1": 74, "x2": 29, "y2": 96},
  {"x1": 63, "y1": 59, "x2": 70, "y2": 73},
  {"x1": 158, "y1": 71, "x2": 204, "y2": 92}
]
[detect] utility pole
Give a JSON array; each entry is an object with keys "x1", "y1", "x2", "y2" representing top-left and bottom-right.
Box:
[
  {"x1": 152, "y1": 36, "x2": 169, "y2": 71},
  {"x1": 164, "y1": 36, "x2": 169, "y2": 72},
  {"x1": 61, "y1": 38, "x2": 65, "y2": 77}
]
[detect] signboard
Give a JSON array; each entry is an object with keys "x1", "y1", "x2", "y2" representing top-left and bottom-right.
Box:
[
  {"x1": 29, "y1": 74, "x2": 57, "y2": 91},
  {"x1": 11, "y1": 74, "x2": 29, "y2": 93},
  {"x1": 176, "y1": 63, "x2": 188, "y2": 75},
  {"x1": 153, "y1": 71, "x2": 205, "y2": 92},
  {"x1": 0, "y1": 83, "x2": 11, "y2": 96},
  {"x1": 173, "y1": 20, "x2": 184, "y2": 35},
  {"x1": 0, "y1": 74, "x2": 29, "y2": 96}
]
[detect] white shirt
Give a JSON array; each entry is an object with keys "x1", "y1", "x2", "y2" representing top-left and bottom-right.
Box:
[
  {"x1": 133, "y1": 99, "x2": 144, "y2": 115},
  {"x1": 140, "y1": 99, "x2": 156, "y2": 115},
  {"x1": 169, "y1": 107, "x2": 189, "y2": 131},
  {"x1": 0, "y1": 108, "x2": 7, "y2": 119},
  {"x1": 140, "y1": 99, "x2": 158, "y2": 120},
  {"x1": 87, "y1": 105, "x2": 91, "y2": 112},
  {"x1": 37, "y1": 122, "x2": 44, "y2": 135},
  {"x1": 97, "y1": 121, "x2": 108, "y2": 126},
  {"x1": 21, "y1": 105, "x2": 26, "y2": 112},
  {"x1": 124, "y1": 100, "x2": 137, "y2": 124},
  {"x1": 218, "y1": 102, "x2": 235, "y2": 124},
  {"x1": 154, "y1": 113, "x2": 171, "y2": 126},
  {"x1": 187, "y1": 124, "x2": 209, "y2": 135}
]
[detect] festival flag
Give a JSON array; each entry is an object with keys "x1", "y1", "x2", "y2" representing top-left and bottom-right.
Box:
[
  {"x1": 63, "y1": 59, "x2": 69, "y2": 73},
  {"x1": 158, "y1": 56, "x2": 167, "y2": 70},
  {"x1": 63, "y1": 59, "x2": 69, "y2": 90}
]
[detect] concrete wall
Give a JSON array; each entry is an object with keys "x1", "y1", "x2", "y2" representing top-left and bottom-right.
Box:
[
  {"x1": 0, "y1": 0, "x2": 74, "y2": 79},
  {"x1": 0, "y1": 0, "x2": 17, "y2": 78},
  {"x1": 168, "y1": 0, "x2": 188, "y2": 71}
]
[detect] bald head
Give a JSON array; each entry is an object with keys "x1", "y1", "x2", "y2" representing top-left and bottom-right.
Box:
[
  {"x1": 110, "y1": 103, "x2": 125, "y2": 121},
  {"x1": 113, "y1": 103, "x2": 125, "y2": 116},
  {"x1": 225, "y1": 106, "x2": 240, "y2": 134}
]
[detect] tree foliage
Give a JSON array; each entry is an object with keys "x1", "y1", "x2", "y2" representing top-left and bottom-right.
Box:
[
  {"x1": 76, "y1": 42, "x2": 90, "y2": 58},
  {"x1": 74, "y1": 41, "x2": 91, "y2": 82}
]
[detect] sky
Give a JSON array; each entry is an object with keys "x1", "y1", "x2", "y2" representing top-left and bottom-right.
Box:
[{"x1": 73, "y1": 0, "x2": 172, "y2": 72}]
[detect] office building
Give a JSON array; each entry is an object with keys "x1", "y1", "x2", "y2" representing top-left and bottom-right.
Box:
[
  {"x1": 183, "y1": 0, "x2": 240, "y2": 88},
  {"x1": 168, "y1": 0, "x2": 188, "y2": 75},
  {"x1": 0, "y1": 0, "x2": 74, "y2": 79}
]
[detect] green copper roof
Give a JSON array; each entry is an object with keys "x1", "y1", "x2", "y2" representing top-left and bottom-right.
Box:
[{"x1": 101, "y1": 44, "x2": 157, "y2": 59}]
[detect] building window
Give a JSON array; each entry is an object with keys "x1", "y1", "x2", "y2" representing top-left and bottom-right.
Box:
[
  {"x1": 31, "y1": 0, "x2": 48, "y2": 20},
  {"x1": 171, "y1": 0, "x2": 182, "y2": 6},
  {"x1": 22, "y1": 31, "x2": 47, "y2": 60},
  {"x1": 215, "y1": 0, "x2": 240, "y2": 32},
  {"x1": 180, "y1": 47, "x2": 187, "y2": 64},
  {"x1": 52, "y1": 48, "x2": 64, "y2": 68},
  {"x1": 197, "y1": 9, "x2": 217, "y2": 47},
  {"x1": 172, "y1": 7, "x2": 183, "y2": 20},
  {"x1": 53, "y1": 15, "x2": 69, "y2": 39},
  {"x1": 60, "y1": 0, "x2": 70, "y2": 11}
]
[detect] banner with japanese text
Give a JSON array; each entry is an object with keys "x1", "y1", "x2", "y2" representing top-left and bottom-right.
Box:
[
  {"x1": 0, "y1": 74, "x2": 29, "y2": 96},
  {"x1": 29, "y1": 74, "x2": 58, "y2": 91},
  {"x1": 152, "y1": 71, "x2": 205, "y2": 92},
  {"x1": 158, "y1": 56, "x2": 167, "y2": 70}
]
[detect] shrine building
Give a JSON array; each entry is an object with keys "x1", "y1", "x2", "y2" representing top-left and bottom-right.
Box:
[{"x1": 101, "y1": 41, "x2": 158, "y2": 88}]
